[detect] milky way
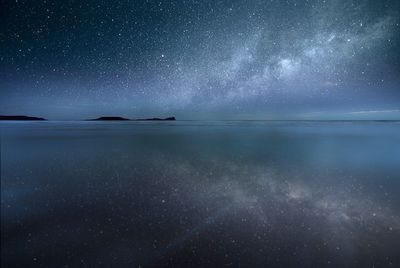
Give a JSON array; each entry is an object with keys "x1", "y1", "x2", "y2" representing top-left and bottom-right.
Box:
[{"x1": 1, "y1": 0, "x2": 399, "y2": 119}]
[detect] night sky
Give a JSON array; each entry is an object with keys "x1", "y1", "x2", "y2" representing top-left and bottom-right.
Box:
[{"x1": 1, "y1": 0, "x2": 400, "y2": 120}]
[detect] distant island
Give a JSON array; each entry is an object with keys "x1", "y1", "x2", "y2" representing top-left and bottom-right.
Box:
[
  {"x1": 88, "y1": 116, "x2": 176, "y2": 121},
  {"x1": 89, "y1": 116, "x2": 130, "y2": 121},
  {"x1": 0, "y1": 115, "x2": 46, "y2": 121},
  {"x1": 0, "y1": 115, "x2": 176, "y2": 121},
  {"x1": 135, "y1": 117, "x2": 176, "y2": 121}
]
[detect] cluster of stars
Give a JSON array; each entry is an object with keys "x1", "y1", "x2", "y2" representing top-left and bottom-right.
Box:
[{"x1": 0, "y1": 0, "x2": 399, "y2": 118}]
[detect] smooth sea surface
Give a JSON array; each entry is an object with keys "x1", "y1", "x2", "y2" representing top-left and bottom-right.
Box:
[{"x1": 1, "y1": 121, "x2": 400, "y2": 267}]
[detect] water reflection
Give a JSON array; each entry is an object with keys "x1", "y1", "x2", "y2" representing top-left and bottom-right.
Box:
[{"x1": 1, "y1": 121, "x2": 400, "y2": 267}]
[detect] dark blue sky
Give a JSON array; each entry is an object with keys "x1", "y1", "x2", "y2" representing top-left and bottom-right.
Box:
[{"x1": 1, "y1": 0, "x2": 400, "y2": 120}]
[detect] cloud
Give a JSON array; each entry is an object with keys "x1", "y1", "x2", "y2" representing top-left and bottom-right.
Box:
[{"x1": 347, "y1": 109, "x2": 400, "y2": 114}]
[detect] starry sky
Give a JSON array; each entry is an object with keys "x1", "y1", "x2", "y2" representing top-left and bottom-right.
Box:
[{"x1": 1, "y1": 0, "x2": 400, "y2": 120}]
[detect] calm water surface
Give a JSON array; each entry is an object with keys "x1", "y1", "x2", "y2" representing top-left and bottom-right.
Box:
[{"x1": 1, "y1": 121, "x2": 400, "y2": 267}]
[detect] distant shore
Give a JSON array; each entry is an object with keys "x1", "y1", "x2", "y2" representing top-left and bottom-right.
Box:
[
  {"x1": 0, "y1": 115, "x2": 46, "y2": 121},
  {"x1": 0, "y1": 115, "x2": 176, "y2": 121},
  {"x1": 88, "y1": 116, "x2": 176, "y2": 121}
]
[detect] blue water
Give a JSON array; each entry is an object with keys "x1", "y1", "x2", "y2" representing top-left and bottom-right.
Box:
[{"x1": 1, "y1": 121, "x2": 400, "y2": 267}]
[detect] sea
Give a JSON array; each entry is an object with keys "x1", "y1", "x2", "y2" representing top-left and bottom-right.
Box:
[{"x1": 1, "y1": 120, "x2": 400, "y2": 267}]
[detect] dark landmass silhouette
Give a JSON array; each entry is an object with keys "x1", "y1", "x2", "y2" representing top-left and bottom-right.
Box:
[
  {"x1": 89, "y1": 116, "x2": 130, "y2": 121},
  {"x1": 0, "y1": 115, "x2": 46, "y2": 121},
  {"x1": 88, "y1": 116, "x2": 176, "y2": 121},
  {"x1": 135, "y1": 117, "x2": 176, "y2": 121}
]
